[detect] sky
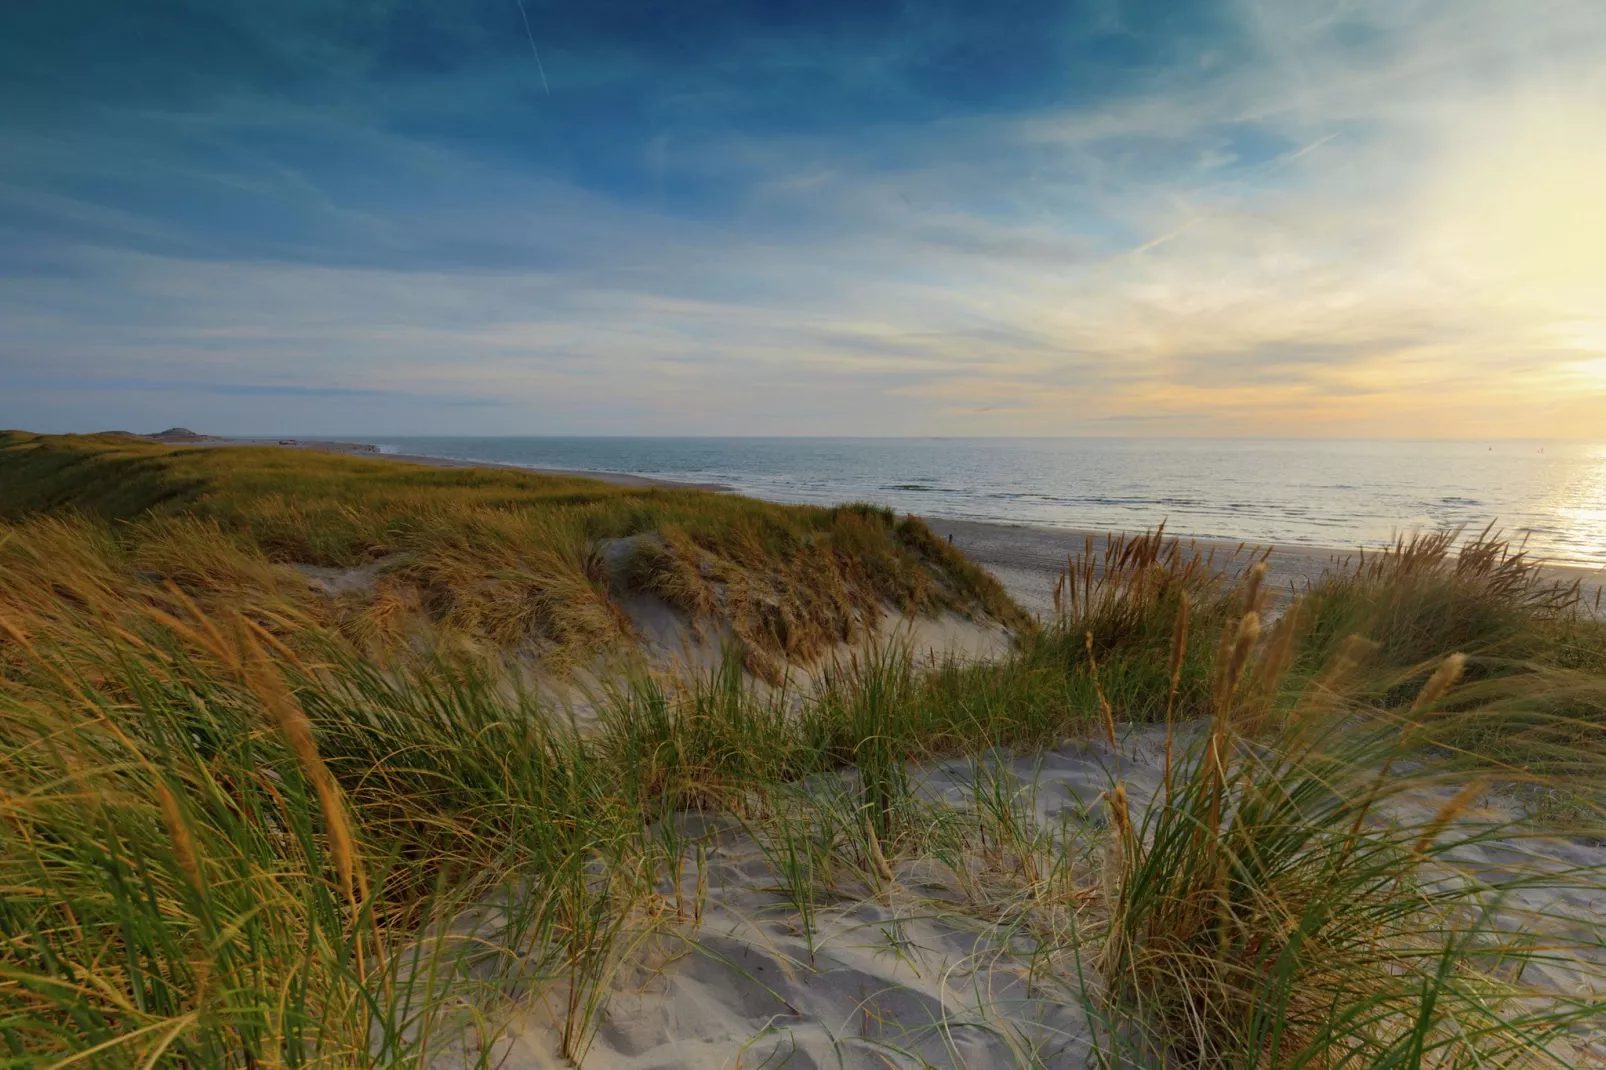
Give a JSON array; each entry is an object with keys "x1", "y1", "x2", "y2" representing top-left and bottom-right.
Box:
[{"x1": 3, "y1": 0, "x2": 1605, "y2": 438}]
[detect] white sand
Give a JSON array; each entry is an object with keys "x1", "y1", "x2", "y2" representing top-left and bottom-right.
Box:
[
  {"x1": 424, "y1": 740, "x2": 1131, "y2": 1069},
  {"x1": 407, "y1": 724, "x2": 1604, "y2": 1067},
  {"x1": 483, "y1": 871, "x2": 1092, "y2": 1068}
]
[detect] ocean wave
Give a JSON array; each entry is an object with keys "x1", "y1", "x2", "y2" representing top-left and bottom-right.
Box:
[{"x1": 365, "y1": 437, "x2": 1603, "y2": 570}]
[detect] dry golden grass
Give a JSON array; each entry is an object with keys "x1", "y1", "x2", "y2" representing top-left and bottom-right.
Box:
[{"x1": 0, "y1": 431, "x2": 1025, "y2": 673}]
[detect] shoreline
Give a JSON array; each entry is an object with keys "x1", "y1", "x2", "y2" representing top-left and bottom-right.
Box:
[
  {"x1": 925, "y1": 516, "x2": 1605, "y2": 618},
  {"x1": 165, "y1": 434, "x2": 1605, "y2": 617}
]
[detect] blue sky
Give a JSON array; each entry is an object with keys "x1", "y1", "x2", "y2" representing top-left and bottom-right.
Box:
[{"x1": 3, "y1": 0, "x2": 1604, "y2": 437}]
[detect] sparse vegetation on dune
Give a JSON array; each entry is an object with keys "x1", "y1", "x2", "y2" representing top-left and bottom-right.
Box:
[{"x1": 1, "y1": 433, "x2": 1604, "y2": 1068}]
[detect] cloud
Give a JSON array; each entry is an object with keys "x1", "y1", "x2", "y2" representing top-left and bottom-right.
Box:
[
  {"x1": 13, "y1": 375, "x2": 509, "y2": 405},
  {"x1": 1, "y1": 0, "x2": 1604, "y2": 435}
]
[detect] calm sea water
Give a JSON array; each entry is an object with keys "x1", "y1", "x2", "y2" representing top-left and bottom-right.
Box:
[{"x1": 367, "y1": 438, "x2": 1606, "y2": 568}]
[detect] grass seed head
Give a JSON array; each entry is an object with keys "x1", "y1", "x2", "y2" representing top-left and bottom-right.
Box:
[
  {"x1": 1411, "y1": 651, "x2": 1467, "y2": 715},
  {"x1": 155, "y1": 779, "x2": 202, "y2": 892}
]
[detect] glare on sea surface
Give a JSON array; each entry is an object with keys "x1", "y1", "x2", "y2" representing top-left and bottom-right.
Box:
[{"x1": 1551, "y1": 443, "x2": 1606, "y2": 568}]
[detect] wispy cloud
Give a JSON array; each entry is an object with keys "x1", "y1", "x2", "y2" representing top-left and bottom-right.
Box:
[
  {"x1": 13, "y1": 376, "x2": 509, "y2": 405},
  {"x1": 1, "y1": 0, "x2": 1603, "y2": 435}
]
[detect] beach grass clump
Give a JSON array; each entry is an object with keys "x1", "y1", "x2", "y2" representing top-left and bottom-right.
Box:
[
  {"x1": 1299, "y1": 524, "x2": 1586, "y2": 671},
  {"x1": 1072, "y1": 573, "x2": 1605, "y2": 1067},
  {"x1": 1291, "y1": 526, "x2": 1605, "y2": 774},
  {"x1": 1050, "y1": 525, "x2": 1245, "y2": 653},
  {"x1": 0, "y1": 596, "x2": 685, "y2": 1067},
  {"x1": 0, "y1": 431, "x2": 1023, "y2": 671},
  {"x1": 1096, "y1": 674, "x2": 1604, "y2": 1069},
  {"x1": 1036, "y1": 522, "x2": 1605, "y2": 765},
  {"x1": 0, "y1": 615, "x2": 386, "y2": 1065},
  {"x1": 1035, "y1": 526, "x2": 1270, "y2": 725}
]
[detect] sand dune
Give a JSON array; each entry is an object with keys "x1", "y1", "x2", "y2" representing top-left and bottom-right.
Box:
[{"x1": 411, "y1": 726, "x2": 1604, "y2": 1067}]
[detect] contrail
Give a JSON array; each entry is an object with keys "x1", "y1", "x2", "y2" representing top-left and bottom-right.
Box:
[{"x1": 512, "y1": 0, "x2": 551, "y2": 96}]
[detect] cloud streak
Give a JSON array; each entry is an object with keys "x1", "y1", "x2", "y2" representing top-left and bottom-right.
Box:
[{"x1": 2, "y1": 0, "x2": 1604, "y2": 436}]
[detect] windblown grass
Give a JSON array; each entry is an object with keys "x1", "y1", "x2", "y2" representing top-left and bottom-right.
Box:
[
  {"x1": 1299, "y1": 524, "x2": 1588, "y2": 671},
  {"x1": 1, "y1": 444, "x2": 1602, "y2": 1068},
  {"x1": 1094, "y1": 639, "x2": 1602, "y2": 1066},
  {"x1": 0, "y1": 431, "x2": 1025, "y2": 673},
  {"x1": 1047, "y1": 526, "x2": 1606, "y2": 1066},
  {"x1": 0, "y1": 580, "x2": 1080, "y2": 1066}
]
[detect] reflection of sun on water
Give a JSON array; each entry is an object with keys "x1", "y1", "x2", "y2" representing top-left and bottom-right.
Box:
[{"x1": 1553, "y1": 444, "x2": 1606, "y2": 569}]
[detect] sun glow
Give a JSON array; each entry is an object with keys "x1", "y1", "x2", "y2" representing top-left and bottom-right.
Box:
[
  {"x1": 1574, "y1": 357, "x2": 1606, "y2": 388},
  {"x1": 1425, "y1": 94, "x2": 1606, "y2": 315}
]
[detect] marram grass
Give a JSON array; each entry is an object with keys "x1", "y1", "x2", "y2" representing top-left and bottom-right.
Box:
[
  {"x1": 1, "y1": 438, "x2": 1604, "y2": 1067},
  {"x1": 0, "y1": 431, "x2": 1026, "y2": 677}
]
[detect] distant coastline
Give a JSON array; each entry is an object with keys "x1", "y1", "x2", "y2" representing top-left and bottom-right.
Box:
[{"x1": 133, "y1": 428, "x2": 732, "y2": 492}]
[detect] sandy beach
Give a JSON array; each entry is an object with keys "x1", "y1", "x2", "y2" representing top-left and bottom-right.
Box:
[{"x1": 926, "y1": 517, "x2": 1606, "y2": 619}]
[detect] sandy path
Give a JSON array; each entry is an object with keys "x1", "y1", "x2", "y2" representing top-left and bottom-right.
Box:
[{"x1": 426, "y1": 737, "x2": 1135, "y2": 1069}]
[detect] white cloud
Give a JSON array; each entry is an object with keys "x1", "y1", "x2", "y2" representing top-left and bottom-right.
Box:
[{"x1": 5, "y1": 0, "x2": 1605, "y2": 436}]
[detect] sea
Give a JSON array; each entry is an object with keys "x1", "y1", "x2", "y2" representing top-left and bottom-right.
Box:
[{"x1": 364, "y1": 437, "x2": 1606, "y2": 569}]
